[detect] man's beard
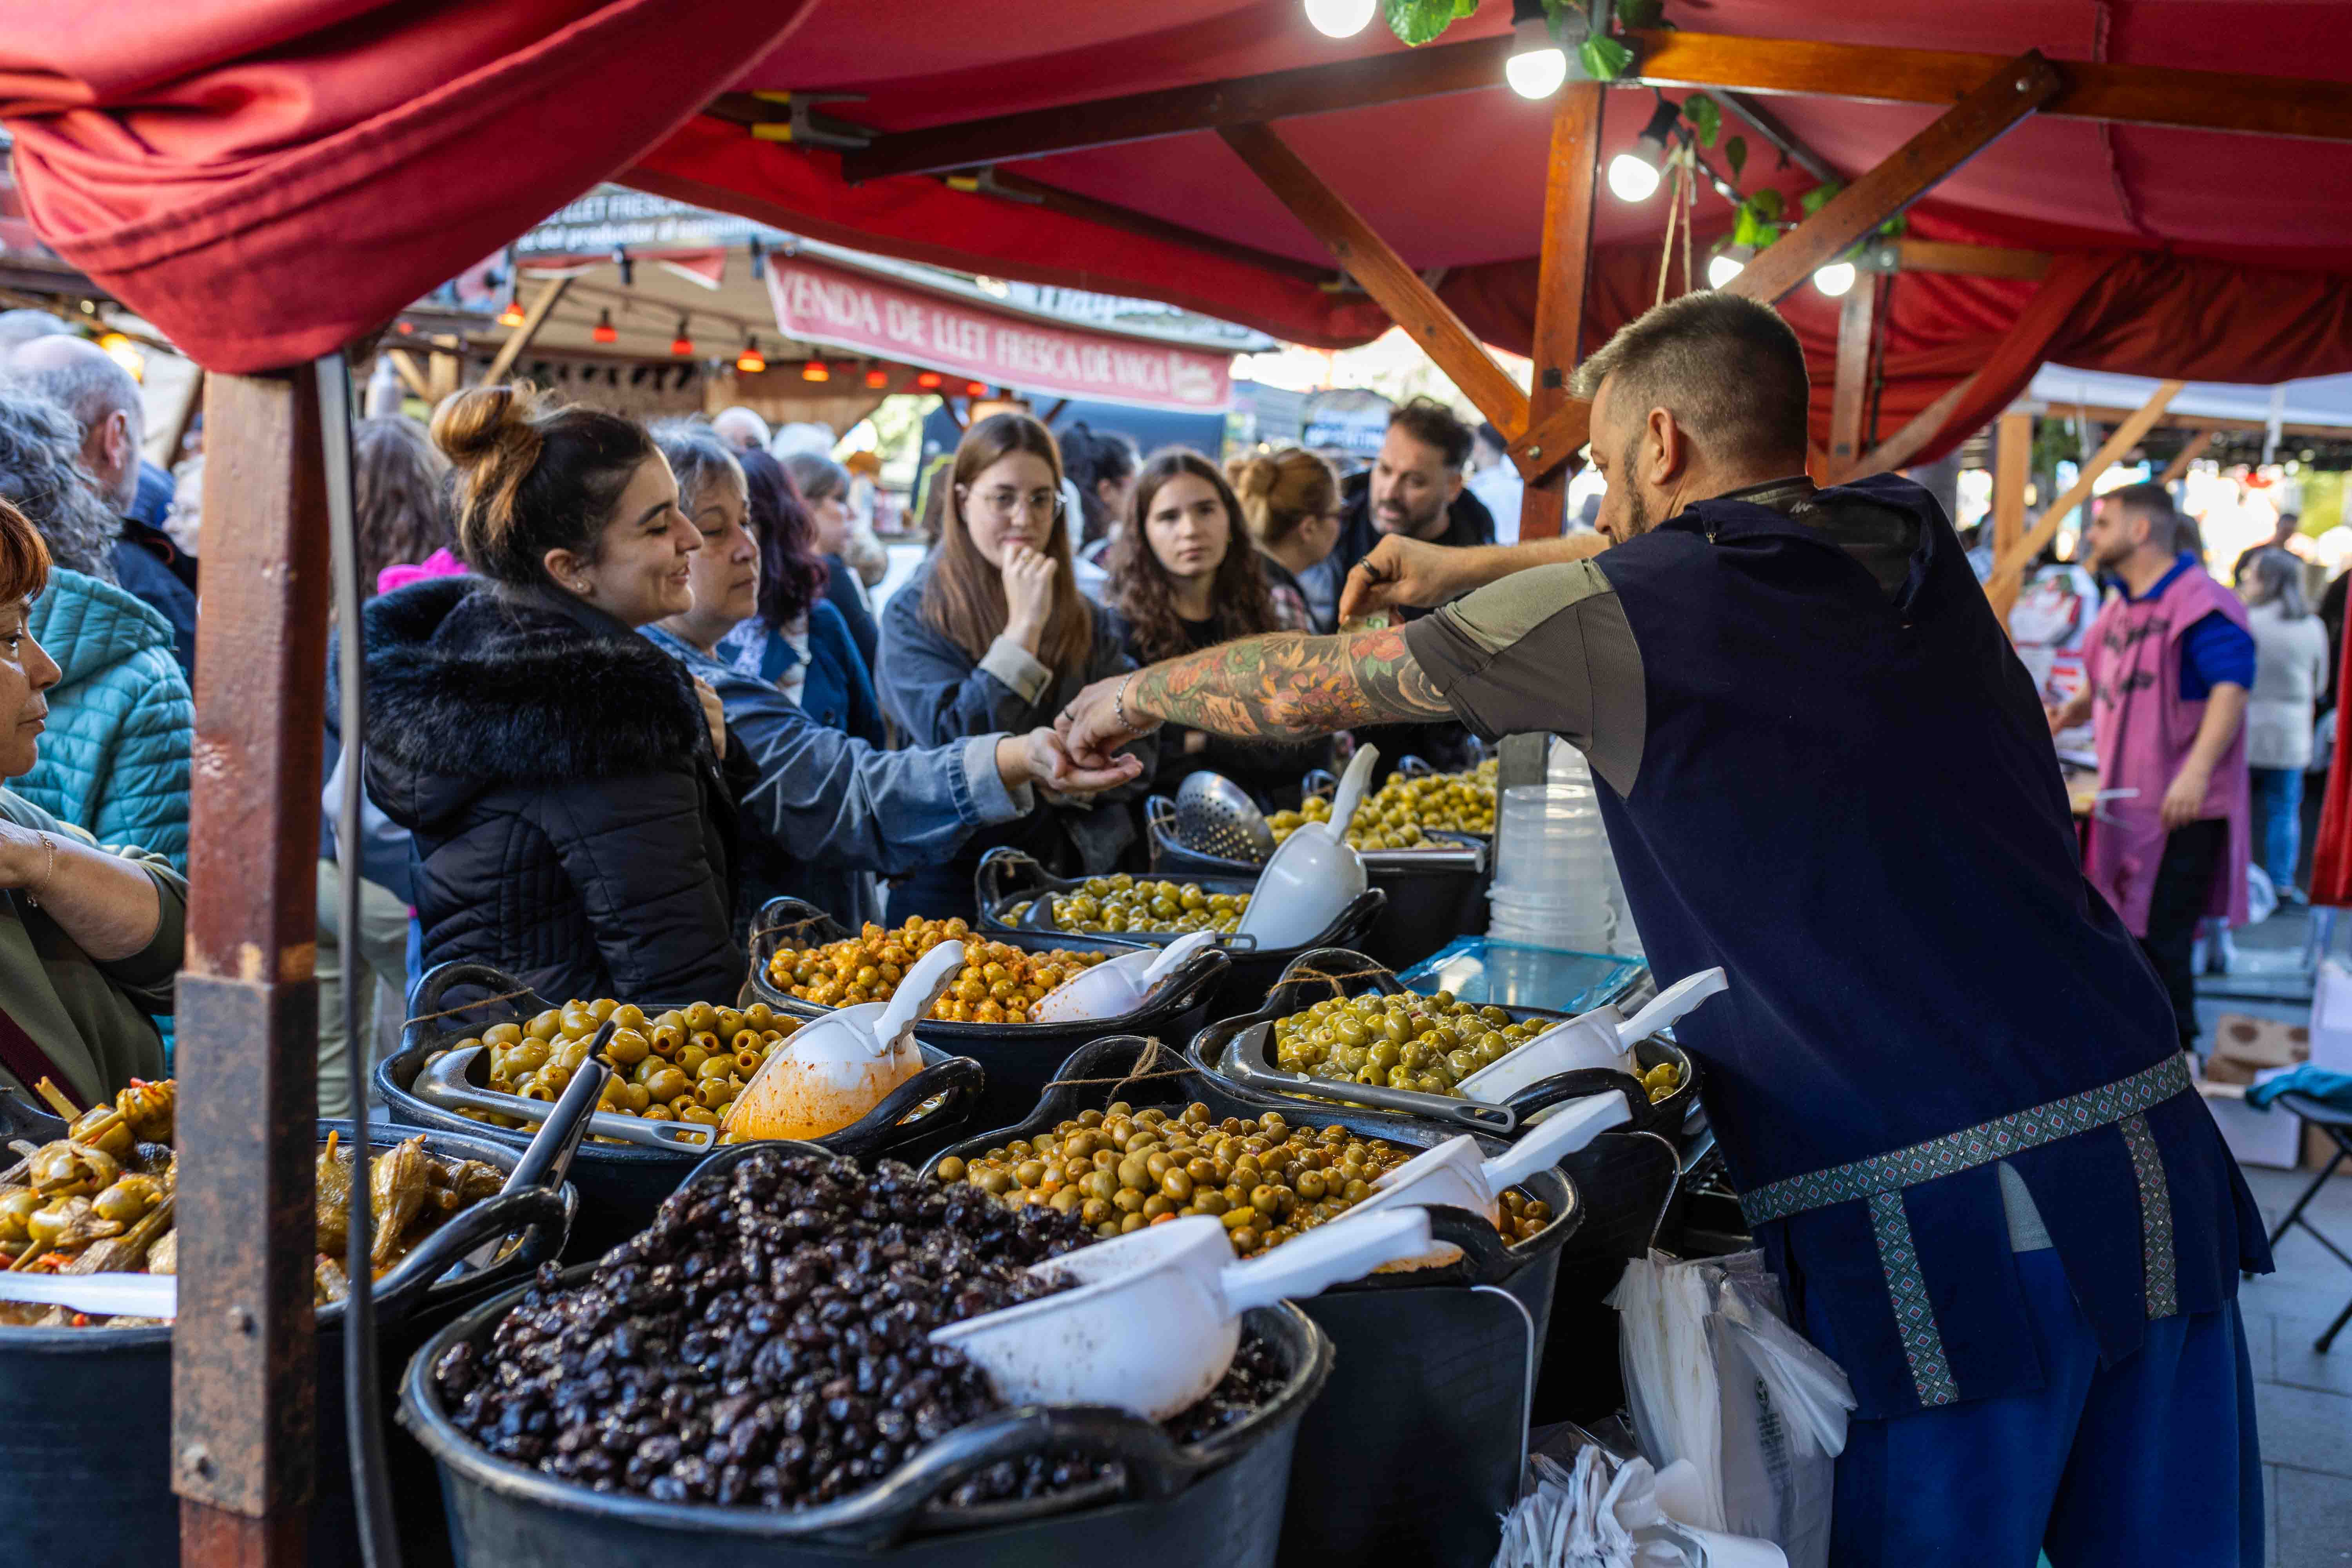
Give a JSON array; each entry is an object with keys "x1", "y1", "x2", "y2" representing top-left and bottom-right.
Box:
[
  {"x1": 1376, "y1": 491, "x2": 1447, "y2": 538},
  {"x1": 1616, "y1": 433, "x2": 1655, "y2": 539}
]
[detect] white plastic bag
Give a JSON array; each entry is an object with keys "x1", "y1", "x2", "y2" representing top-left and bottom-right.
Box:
[
  {"x1": 1492, "y1": 1445, "x2": 1790, "y2": 1568},
  {"x1": 1608, "y1": 1252, "x2": 1855, "y2": 1568}
]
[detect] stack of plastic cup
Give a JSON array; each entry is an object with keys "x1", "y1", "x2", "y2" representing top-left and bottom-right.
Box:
[{"x1": 1488, "y1": 782, "x2": 1617, "y2": 951}]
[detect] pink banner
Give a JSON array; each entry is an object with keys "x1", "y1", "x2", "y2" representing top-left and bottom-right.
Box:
[{"x1": 766, "y1": 254, "x2": 1231, "y2": 412}]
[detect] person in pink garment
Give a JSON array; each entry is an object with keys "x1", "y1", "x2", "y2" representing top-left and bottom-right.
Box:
[{"x1": 2047, "y1": 483, "x2": 2251, "y2": 1050}]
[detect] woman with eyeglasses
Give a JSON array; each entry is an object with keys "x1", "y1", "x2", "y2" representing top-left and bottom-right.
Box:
[{"x1": 878, "y1": 413, "x2": 1154, "y2": 920}]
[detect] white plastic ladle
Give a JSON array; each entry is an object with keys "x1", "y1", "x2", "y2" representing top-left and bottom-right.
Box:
[
  {"x1": 1027, "y1": 929, "x2": 1218, "y2": 1024},
  {"x1": 932, "y1": 1205, "x2": 1432, "y2": 1421},
  {"x1": 1454, "y1": 966, "x2": 1728, "y2": 1105},
  {"x1": 1349, "y1": 1089, "x2": 1632, "y2": 1228},
  {"x1": 1234, "y1": 744, "x2": 1377, "y2": 949},
  {"x1": 722, "y1": 940, "x2": 965, "y2": 1141},
  {"x1": 0, "y1": 1270, "x2": 176, "y2": 1319}
]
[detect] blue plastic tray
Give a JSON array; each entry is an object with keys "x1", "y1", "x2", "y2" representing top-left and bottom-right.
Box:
[{"x1": 1397, "y1": 937, "x2": 1647, "y2": 1015}]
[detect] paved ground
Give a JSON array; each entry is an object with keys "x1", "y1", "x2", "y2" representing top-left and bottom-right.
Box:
[{"x1": 2197, "y1": 910, "x2": 2352, "y2": 1568}]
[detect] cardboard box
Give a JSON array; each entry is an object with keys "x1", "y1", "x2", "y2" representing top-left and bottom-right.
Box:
[
  {"x1": 2209, "y1": 1013, "x2": 2310, "y2": 1072},
  {"x1": 2199, "y1": 1081, "x2": 2305, "y2": 1170},
  {"x1": 2307, "y1": 1122, "x2": 2346, "y2": 1172}
]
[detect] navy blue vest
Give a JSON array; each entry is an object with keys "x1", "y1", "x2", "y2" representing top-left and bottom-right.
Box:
[{"x1": 1590, "y1": 474, "x2": 2266, "y2": 1417}]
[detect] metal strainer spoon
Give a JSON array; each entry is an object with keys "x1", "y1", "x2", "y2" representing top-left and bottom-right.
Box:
[{"x1": 1172, "y1": 771, "x2": 1276, "y2": 862}]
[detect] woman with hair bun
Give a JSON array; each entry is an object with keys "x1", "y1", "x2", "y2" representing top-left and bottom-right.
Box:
[
  {"x1": 1229, "y1": 446, "x2": 1345, "y2": 635},
  {"x1": 1104, "y1": 449, "x2": 1328, "y2": 804},
  {"x1": 362, "y1": 384, "x2": 743, "y2": 1004}
]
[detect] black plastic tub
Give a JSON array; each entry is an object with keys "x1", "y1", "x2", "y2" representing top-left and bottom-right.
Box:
[
  {"x1": 1143, "y1": 798, "x2": 1486, "y2": 975},
  {"x1": 971, "y1": 848, "x2": 1386, "y2": 1015},
  {"x1": 400, "y1": 1144, "x2": 1332, "y2": 1568},
  {"x1": 923, "y1": 1035, "x2": 1581, "y2": 1568},
  {"x1": 1189, "y1": 947, "x2": 1702, "y2": 1140},
  {"x1": 0, "y1": 1120, "x2": 575, "y2": 1568},
  {"x1": 745, "y1": 898, "x2": 1229, "y2": 1136},
  {"x1": 377, "y1": 962, "x2": 988, "y2": 1263}
]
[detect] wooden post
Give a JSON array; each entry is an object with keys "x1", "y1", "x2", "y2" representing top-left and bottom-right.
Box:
[
  {"x1": 1519, "y1": 84, "x2": 1603, "y2": 542},
  {"x1": 1991, "y1": 409, "x2": 2032, "y2": 562},
  {"x1": 1986, "y1": 379, "x2": 2184, "y2": 617},
  {"x1": 1219, "y1": 122, "x2": 1530, "y2": 445},
  {"x1": 175, "y1": 367, "x2": 334, "y2": 1567},
  {"x1": 2159, "y1": 427, "x2": 2221, "y2": 486},
  {"x1": 385, "y1": 350, "x2": 432, "y2": 401},
  {"x1": 1827, "y1": 279, "x2": 1879, "y2": 473},
  {"x1": 1723, "y1": 52, "x2": 2062, "y2": 307},
  {"x1": 483, "y1": 276, "x2": 574, "y2": 385}
]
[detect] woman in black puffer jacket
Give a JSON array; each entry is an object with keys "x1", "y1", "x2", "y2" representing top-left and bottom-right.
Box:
[{"x1": 365, "y1": 384, "x2": 742, "y2": 1005}]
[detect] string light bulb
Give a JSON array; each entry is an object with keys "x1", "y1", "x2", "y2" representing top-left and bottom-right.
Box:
[
  {"x1": 591, "y1": 309, "x2": 618, "y2": 344},
  {"x1": 1505, "y1": 0, "x2": 1570, "y2": 100},
  {"x1": 1707, "y1": 243, "x2": 1754, "y2": 290},
  {"x1": 802, "y1": 359, "x2": 831, "y2": 382},
  {"x1": 866, "y1": 367, "x2": 890, "y2": 389},
  {"x1": 737, "y1": 336, "x2": 767, "y2": 374},
  {"x1": 1812, "y1": 261, "x2": 1858, "y2": 298},
  {"x1": 1302, "y1": 0, "x2": 1375, "y2": 37},
  {"x1": 670, "y1": 318, "x2": 694, "y2": 356},
  {"x1": 964, "y1": 380, "x2": 988, "y2": 397},
  {"x1": 497, "y1": 294, "x2": 526, "y2": 328},
  {"x1": 1608, "y1": 98, "x2": 1682, "y2": 203},
  {"x1": 915, "y1": 371, "x2": 944, "y2": 390}
]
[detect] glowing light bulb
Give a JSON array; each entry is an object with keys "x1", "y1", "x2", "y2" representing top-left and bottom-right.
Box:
[
  {"x1": 1505, "y1": 35, "x2": 1569, "y2": 99},
  {"x1": 1607, "y1": 153, "x2": 1661, "y2": 203},
  {"x1": 1302, "y1": 0, "x2": 1376, "y2": 38},
  {"x1": 1812, "y1": 261, "x2": 1858, "y2": 298},
  {"x1": 1707, "y1": 249, "x2": 1749, "y2": 290}
]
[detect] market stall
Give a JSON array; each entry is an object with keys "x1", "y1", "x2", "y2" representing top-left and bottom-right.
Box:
[{"x1": 7, "y1": 4, "x2": 2352, "y2": 1566}]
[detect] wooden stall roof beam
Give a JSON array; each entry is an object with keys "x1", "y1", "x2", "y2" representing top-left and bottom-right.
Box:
[
  {"x1": 1723, "y1": 51, "x2": 2062, "y2": 307},
  {"x1": 1220, "y1": 121, "x2": 1529, "y2": 442},
  {"x1": 483, "y1": 276, "x2": 573, "y2": 385},
  {"x1": 982, "y1": 169, "x2": 1336, "y2": 286},
  {"x1": 1986, "y1": 379, "x2": 2184, "y2": 618},
  {"x1": 781, "y1": 30, "x2": 2352, "y2": 192},
  {"x1": 1521, "y1": 84, "x2": 1604, "y2": 539},
  {"x1": 2159, "y1": 427, "x2": 2223, "y2": 486},
  {"x1": 385, "y1": 350, "x2": 431, "y2": 401},
  {"x1": 1876, "y1": 238, "x2": 2052, "y2": 279},
  {"x1": 1991, "y1": 409, "x2": 2032, "y2": 563},
  {"x1": 1827, "y1": 278, "x2": 1879, "y2": 472},
  {"x1": 176, "y1": 366, "x2": 334, "y2": 1568},
  {"x1": 1832, "y1": 371, "x2": 1982, "y2": 483}
]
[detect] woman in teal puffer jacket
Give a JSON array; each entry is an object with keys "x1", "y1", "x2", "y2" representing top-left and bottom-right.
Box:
[{"x1": 16, "y1": 567, "x2": 192, "y2": 869}]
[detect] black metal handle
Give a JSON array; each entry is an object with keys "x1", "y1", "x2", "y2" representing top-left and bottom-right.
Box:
[
  {"x1": 1272, "y1": 946, "x2": 1401, "y2": 1009},
  {"x1": 356, "y1": 1185, "x2": 573, "y2": 1327},
  {"x1": 817, "y1": 1404, "x2": 1195, "y2": 1549},
  {"x1": 823, "y1": 1054, "x2": 988, "y2": 1160},
  {"x1": 1419, "y1": 1201, "x2": 1528, "y2": 1284},
  {"x1": 974, "y1": 846, "x2": 1051, "y2": 920},
  {"x1": 749, "y1": 896, "x2": 851, "y2": 959},
  {"x1": 404, "y1": 961, "x2": 548, "y2": 1047}
]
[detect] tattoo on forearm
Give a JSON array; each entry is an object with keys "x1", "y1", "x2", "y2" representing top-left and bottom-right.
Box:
[{"x1": 1130, "y1": 630, "x2": 1453, "y2": 740}]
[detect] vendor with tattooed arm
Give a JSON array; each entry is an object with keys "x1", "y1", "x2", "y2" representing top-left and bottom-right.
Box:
[{"x1": 1057, "y1": 292, "x2": 2270, "y2": 1566}]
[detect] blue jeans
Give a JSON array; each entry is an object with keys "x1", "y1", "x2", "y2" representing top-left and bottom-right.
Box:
[
  {"x1": 2250, "y1": 766, "x2": 2305, "y2": 894},
  {"x1": 1811, "y1": 1247, "x2": 2262, "y2": 1566}
]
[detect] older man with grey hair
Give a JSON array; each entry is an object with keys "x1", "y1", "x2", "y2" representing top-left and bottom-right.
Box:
[
  {"x1": 710, "y1": 405, "x2": 771, "y2": 453},
  {"x1": 0, "y1": 309, "x2": 68, "y2": 356},
  {"x1": 7, "y1": 334, "x2": 196, "y2": 673}
]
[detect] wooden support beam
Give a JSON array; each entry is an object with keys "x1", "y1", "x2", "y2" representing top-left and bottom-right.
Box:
[
  {"x1": 1632, "y1": 30, "x2": 2352, "y2": 145},
  {"x1": 176, "y1": 367, "x2": 334, "y2": 1568},
  {"x1": 1827, "y1": 279, "x2": 1879, "y2": 471},
  {"x1": 1220, "y1": 122, "x2": 1527, "y2": 439},
  {"x1": 1986, "y1": 379, "x2": 2183, "y2": 617},
  {"x1": 1836, "y1": 372, "x2": 1983, "y2": 483},
  {"x1": 483, "y1": 276, "x2": 573, "y2": 385},
  {"x1": 1991, "y1": 409, "x2": 2032, "y2": 562},
  {"x1": 2159, "y1": 427, "x2": 2222, "y2": 486},
  {"x1": 385, "y1": 350, "x2": 431, "y2": 401},
  {"x1": 1520, "y1": 85, "x2": 1603, "y2": 537},
  {"x1": 1724, "y1": 52, "x2": 2062, "y2": 306},
  {"x1": 1872, "y1": 238, "x2": 2052, "y2": 280},
  {"x1": 982, "y1": 169, "x2": 1334, "y2": 285},
  {"x1": 761, "y1": 30, "x2": 2352, "y2": 195}
]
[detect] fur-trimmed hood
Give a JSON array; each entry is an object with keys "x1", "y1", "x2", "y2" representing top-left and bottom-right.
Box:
[{"x1": 364, "y1": 576, "x2": 709, "y2": 831}]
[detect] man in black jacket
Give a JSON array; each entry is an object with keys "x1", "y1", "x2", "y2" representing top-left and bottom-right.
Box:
[{"x1": 1330, "y1": 396, "x2": 1497, "y2": 594}]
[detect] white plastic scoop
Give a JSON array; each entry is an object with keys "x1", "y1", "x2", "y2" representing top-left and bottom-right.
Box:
[
  {"x1": 1455, "y1": 966, "x2": 1728, "y2": 1105},
  {"x1": 933, "y1": 1205, "x2": 1432, "y2": 1421},
  {"x1": 1027, "y1": 929, "x2": 1218, "y2": 1024},
  {"x1": 723, "y1": 940, "x2": 965, "y2": 1142},
  {"x1": 1350, "y1": 1089, "x2": 1632, "y2": 1228},
  {"x1": 1234, "y1": 744, "x2": 1376, "y2": 949},
  {"x1": 0, "y1": 1270, "x2": 176, "y2": 1319}
]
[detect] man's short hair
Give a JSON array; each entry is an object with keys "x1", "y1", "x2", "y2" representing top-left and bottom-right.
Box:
[
  {"x1": 2101, "y1": 482, "x2": 2179, "y2": 544},
  {"x1": 7, "y1": 334, "x2": 142, "y2": 442},
  {"x1": 1568, "y1": 292, "x2": 1810, "y2": 463},
  {"x1": 1387, "y1": 396, "x2": 1474, "y2": 470},
  {"x1": 0, "y1": 310, "x2": 69, "y2": 355}
]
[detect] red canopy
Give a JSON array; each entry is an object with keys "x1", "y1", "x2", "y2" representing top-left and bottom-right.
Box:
[{"x1": 7, "y1": 0, "x2": 2352, "y2": 434}]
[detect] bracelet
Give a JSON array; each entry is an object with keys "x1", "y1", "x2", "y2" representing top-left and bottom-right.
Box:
[
  {"x1": 1113, "y1": 673, "x2": 1136, "y2": 733},
  {"x1": 25, "y1": 830, "x2": 52, "y2": 908}
]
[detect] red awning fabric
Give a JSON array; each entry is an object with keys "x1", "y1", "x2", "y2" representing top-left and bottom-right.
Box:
[{"x1": 0, "y1": 1, "x2": 812, "y2": 372}]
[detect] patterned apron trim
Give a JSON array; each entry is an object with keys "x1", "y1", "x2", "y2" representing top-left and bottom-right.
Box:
[
  {"x1": 1738, "y1": 1054, "x2": 2192, "y2": 1227},
  {"x1": 1868, "y1": 1191, "x2": 1959, "y2": 1407},
  {"x1": 2118, "y1": 1112, "x2": 2180, "y2": 1319}
]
